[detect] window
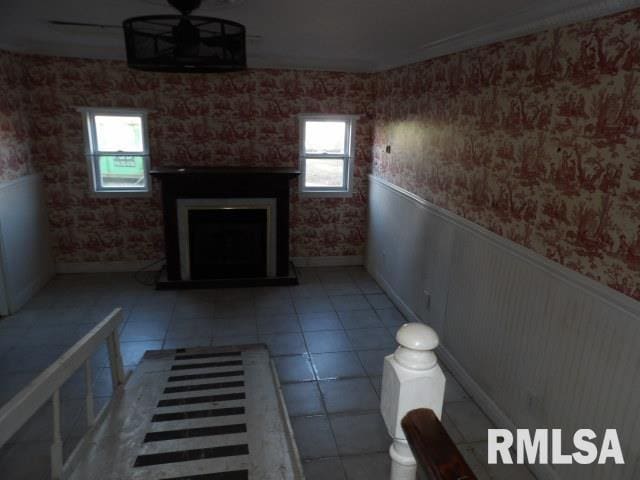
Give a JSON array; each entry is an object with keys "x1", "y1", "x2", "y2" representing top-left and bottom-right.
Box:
[
  {"x1": 299, "y1": 115, "x2": 357, "y2": 196},
  {"x1": 81, "y1": 108, "x2": 150, "y2": 196}
]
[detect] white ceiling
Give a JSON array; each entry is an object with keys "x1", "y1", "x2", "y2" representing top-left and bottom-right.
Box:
[{"x1": 0, "y1": 0, "x2": 637, "y2": 72}]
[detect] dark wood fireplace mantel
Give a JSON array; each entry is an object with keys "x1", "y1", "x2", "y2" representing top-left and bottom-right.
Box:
[{"x1": 151, "y1": 166, "x2": 300, "y2": 289}]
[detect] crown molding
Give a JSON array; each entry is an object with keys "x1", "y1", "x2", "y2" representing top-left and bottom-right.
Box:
[{"x1": 379, "y1": 0, "x2": 640, "y2": 70}]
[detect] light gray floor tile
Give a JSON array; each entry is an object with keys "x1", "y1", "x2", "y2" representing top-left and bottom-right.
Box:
[
  {"x1": 256, "y1": 314, "x2": 301, "y2": 334},
  {"x1": 274, "y1": 355, "x2": 315, "y2": 383},
  {"x1": 282, "y1": 382, "x2": 325, "y2": 416},
  {"x1": 119, "y1": 341, "x2": 163, "y2": 366},
  {"x1": 330, "y1": 413, "x2": 390, "y2": 455},
  {"x1": 319, "y1": 378, "x2": 379, "y2": 413},
  {"x1": 323, "y1": 282, "x2": 362, "y2": 296},
  {"x1": 369, "y1": 375, "x2": 382, "y2": 397},
  {"x1": 210, "y1": 317, "x2": 257, "y2": 336},
  {"x1": 210, "y1": 335, "x2": 259, "y2": 347},
  {"x1": 298, "y1": 312, "x2": 343, "y2": 332},
  {"x1": 330, "y1": 294, "x2": 370, "y2": 311},
  {"x1": 342, "y1": 452, "x2": 390, "y2": 480},
  {"x1": 291, "y1": 415, "x2": 338, "y2": 459},
  {"x1": 289, "y1": 284, "x2": 326, "y2": 299},
  {"x1": 365, "y1": 294, "x2": 393, "y2": 309},
  {"x1": 294, "y1": 296, "x2": 334, "y2": 314},
  {"x1": 0, "y1": 440, "x2": 50, "y2": 480},
  {"x1": 355, "y1": 349, "x2": 392, "y2": 376},
  {"x1": 165, "y1": 317, "x2": 213, "y2": 340},
  {"x1": 353, "y1": 279, "x2": 383, "y2": 294},
  {"x1": 255, "y1": 301, "x2": 295, "y2": 315},
  {"x1": 337, "y1": 309, "x2": 383, "y2": 330},
  {"x1": 375, "y1": 307, "x2": 406, "y2": 327},
  {"x1": 311, "y1": 352, "x2": 366, "y2": 380},
  {"x1": 120, "y1": 321, "x2": 167, "y2": 342},
  {"x1": 346, "y1": 328, "x2": 395, "y2": 350},
  {"x1": 0, "y1": 372, "x2": 36, "y2": 405},
  {"x1": 305, "y1": 330, "x2": 353, "y2": 353},
  {"x1": 0, "y1": 345, "x2": 68, "y2": 374},
  {"x1": 163, "y1": 337, "x2": 211, "y2": 349},
  {"x1": 303, "y1": 457, "x2": 346, "y2": 480},
  {"x1": 260, "y1": 332, "x2": 307, "y2": 356},
  {"x1": 172, "y1": 301, "x2": 215, "y2": 320},
  {"x1": 126, "y1": 309, "x2": 172, "y2": 325}
]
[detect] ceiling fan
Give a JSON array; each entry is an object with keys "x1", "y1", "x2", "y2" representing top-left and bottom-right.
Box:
[{"x1": 48, "y1": 0, "x2": 248, "y2": 73}]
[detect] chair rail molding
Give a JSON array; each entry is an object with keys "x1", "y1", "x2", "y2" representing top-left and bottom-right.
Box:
[{"x1": 367, "y1": 174, "x2": 640, "y2": 318}]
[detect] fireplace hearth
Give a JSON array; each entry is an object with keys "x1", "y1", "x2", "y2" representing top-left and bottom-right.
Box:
[{"x1": 151, "y1": 167, "x2": 300, "y2": 289}]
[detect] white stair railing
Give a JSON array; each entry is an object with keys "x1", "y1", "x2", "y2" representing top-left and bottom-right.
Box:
[
  {"x1": 380, "y1": 322, "x2": 446, "y2": 480},
  {"x1": 0, "y1": 308, "x2": 127, "y2": 479}
]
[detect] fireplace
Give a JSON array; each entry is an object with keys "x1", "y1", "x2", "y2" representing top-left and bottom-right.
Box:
[
  {"x1": 151, "y1": 167, "x2": 300, "y2": 288},
  {"x1": 177, "y1": 198, "x2": 277, "y2": 280}
]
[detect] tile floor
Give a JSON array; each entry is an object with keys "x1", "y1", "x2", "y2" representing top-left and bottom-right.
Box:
[{"x1": 0, "y1": 266, "x2": 535, "y2": 479}]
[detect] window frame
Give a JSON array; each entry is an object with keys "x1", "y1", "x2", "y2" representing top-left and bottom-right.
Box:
[
  {"x1": 298, "y1": 114, "x2": 358, "y2": 197},
  {"x1": 80, "y1": 107, "x2": 151, "y2": 198}
]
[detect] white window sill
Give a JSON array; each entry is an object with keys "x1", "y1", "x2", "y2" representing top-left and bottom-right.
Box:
[
  {"x1": 90, "y1": 190, "x2": 152, "y2": 199},
  {"x1": 299, "y1": 190, "x2": 353, "y2": 198}
]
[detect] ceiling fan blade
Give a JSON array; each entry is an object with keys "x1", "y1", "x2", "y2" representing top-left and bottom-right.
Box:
[{"x1": 48, "y1": 20, "x2": 121, "y2": 29}]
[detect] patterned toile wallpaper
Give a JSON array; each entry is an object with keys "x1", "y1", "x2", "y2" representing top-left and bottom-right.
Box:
[
  {"x1": 0, "y1": 7, "x2": 639, "y2": 300},
  {"x1": 0, "y1": 51, "x2": 33, "y2": 182},
  {"x1": 2, "y1": 54, "x2": 374, "y2": 261},
  {"x1": 373, "y1": 9, "x2": 640, "y2": 300}
]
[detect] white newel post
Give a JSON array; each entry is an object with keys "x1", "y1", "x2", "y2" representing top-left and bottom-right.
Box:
[{"x1": 380, "y1": 323, "x2": 446, "y2": 480}]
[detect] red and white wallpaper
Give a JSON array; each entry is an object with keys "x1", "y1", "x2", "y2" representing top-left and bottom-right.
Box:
[
  {"x1": 2, "y1": 7, "x2": 640, "y2": 300},
  {"x1": 0, "y1": 51, "x2": 33, "y2": 182},
  {"x1": 373, "y1": 9, "x2": 640, "y2": 300},
  {"x1": 15, "y1": 55, "x2": 374, "y2": 262}
]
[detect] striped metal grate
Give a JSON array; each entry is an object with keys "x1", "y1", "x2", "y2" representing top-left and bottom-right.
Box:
[{"x1": 66, "y1": 344, "x2": 302, "y2": 480}]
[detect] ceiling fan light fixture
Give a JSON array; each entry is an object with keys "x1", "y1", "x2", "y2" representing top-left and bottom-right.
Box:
[{"x1": 123, "y1": 0, "x2": 246, "y2": 73}]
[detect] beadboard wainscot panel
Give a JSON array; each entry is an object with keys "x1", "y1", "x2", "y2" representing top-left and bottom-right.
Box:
[
  {"x1": 367, "y1": 174, "x2": 640, "y2": 480},
  {"x1": 0, "y1": 174, "x2": 54, "y2": 313}
]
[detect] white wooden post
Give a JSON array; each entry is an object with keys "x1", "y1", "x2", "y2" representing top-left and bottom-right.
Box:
[
  {"x1": 106, "y1": 314, "x2": 125, "y2": 389},
  {"x1": 50, "y1": 389, "x2": 63, "y2": 480},
  {"x1": 84, "y1": 360, "x2": 95, "y2": 427},
  {"x1": 380, "y1": 323, "x2": 446, "y2": 480}
]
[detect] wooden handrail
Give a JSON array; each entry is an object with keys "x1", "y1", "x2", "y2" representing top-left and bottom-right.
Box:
[
  {"x1": 401, "y1": 408, "x2": 477, "y2": 480},
  {"x1": 0, "y1": 308, "x2": 126, "y2": 479}
]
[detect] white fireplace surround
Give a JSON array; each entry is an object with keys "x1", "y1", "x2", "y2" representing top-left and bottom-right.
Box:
[{"x1": 177, "y1": 198, "x2": 277, "y2": 280}]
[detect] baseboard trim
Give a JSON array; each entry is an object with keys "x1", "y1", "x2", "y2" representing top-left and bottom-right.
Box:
[
  {"x1": 56, "y1": 261, "x2": 163, "y2": 274},
  {"x1": 366, "y1": 262, "x2": 558, "y2": 480},
  {"x1": 57, "y1": 257, "x2": 364, "y2": 273},
  {"x1": 291, "y1": 256, "x2": 363, "y2": 267}
]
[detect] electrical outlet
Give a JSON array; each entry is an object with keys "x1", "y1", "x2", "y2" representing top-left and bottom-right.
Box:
[{"x1": 424, "y1": 289, "x2": 431, "y2": 310}]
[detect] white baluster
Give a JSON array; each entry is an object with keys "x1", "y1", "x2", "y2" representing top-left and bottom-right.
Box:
[
  {"x1": 106, "y1": 331, "x2": 125, "y2": 388},
  {"x1": 84, "y1": 360, "x2": 95, "y2": 427},
  {"x1": 380, "y1": 323, "x2": 446, "y2": 480},
  {"x1": 50, "y1": 390, "x2": 63, "y2": 480}
]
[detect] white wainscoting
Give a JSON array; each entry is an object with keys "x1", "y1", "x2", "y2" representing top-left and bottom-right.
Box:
[
  {"x1": 0, "y1": 174, "x2": 54, "y2": 314},
  {"x1": 367, "y1": 174, "x2": 640, "y2": 480}
]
